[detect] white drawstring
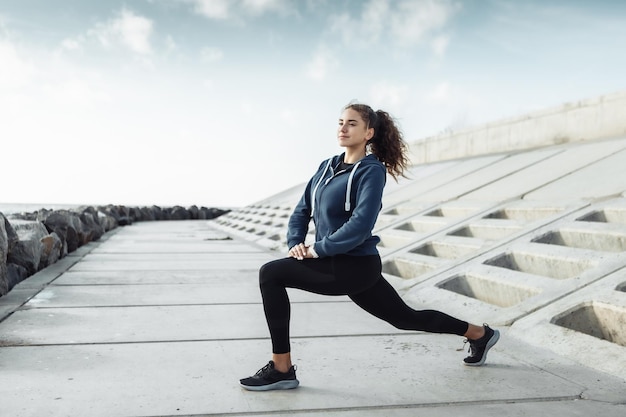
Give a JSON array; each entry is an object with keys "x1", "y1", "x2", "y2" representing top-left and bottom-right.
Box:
[
  {"x1": 311, "y1": 158, "x2": 332, "y2": 216},
  {"x1": 344, "y1": 161, "x2": 361, "y2": 211}
]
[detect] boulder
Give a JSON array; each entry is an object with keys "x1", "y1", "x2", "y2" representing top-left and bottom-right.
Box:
[
  {"x1": 139, "y1": 207, "x2": 156, "y2": 221},
  {"x1": 0, "y1": 213, "x2": 10, "y2": 296},
  {"x1": 151, "y1": 205, "x2": 164, "y2": 220},
  {"x1": 6, "y1": 263, "x2": 29, "y2": 289},
  {"x1": 7, "y1": 219, "x2": 49, "y2": 275},
  {"x1": 79, "y1": 209, "x2": 104, "y2": 242},
  {"x1": 170, "y1": 206, "x2": 191, "y2": 220},
  {"x1": 100, "y1": 205, "x2": 132, "y2": 226},
  {"x1": 200, "y1": 207, "x2": 230, "y2": 219},
  {"x1": 40, "y1": 232, "x2": 64, "y2": 269},
  {"x1": 97, "y1": 210, "x2": 118, "y2": 232},
  {"x1": 43, "y1": 211, "x2": 80, "y2": 253},
  {"x1": 188, "y1": 205, "x2": 199, "y2": 220}
]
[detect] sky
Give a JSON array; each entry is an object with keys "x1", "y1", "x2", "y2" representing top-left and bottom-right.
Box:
[{"x1": 1, "y1": 0, "x2": 625, "y2": 208}]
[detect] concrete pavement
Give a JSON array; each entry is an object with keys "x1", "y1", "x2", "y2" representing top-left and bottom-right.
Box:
[{"x1": 1, "y1": 220, "x2": 625, "y2": 416}]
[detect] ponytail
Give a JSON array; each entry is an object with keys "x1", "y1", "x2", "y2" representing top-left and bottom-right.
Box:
[{"x1": 344, "y1": 103, "x2": 409, "y2": 181}]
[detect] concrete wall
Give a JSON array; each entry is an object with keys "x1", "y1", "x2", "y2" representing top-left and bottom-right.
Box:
[{"x1": 408, "y1": 90, "x2": 626, "y2": 164}]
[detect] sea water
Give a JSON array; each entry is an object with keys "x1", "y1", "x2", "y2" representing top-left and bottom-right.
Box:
[{"x1": 0, "y1": 203, "x2": 81, "y2": 215}]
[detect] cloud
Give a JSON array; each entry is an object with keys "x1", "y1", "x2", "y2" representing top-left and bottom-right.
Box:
[
  {"x1": 60, "y1": 38, "x2": 82, "y2": 51},
  {"x1": 201, "y1": 46, "x2": 224, "y2": 62},
  {"x1": 0, "y1": 38, "x2": 35, "y2": 91},
  {"x1": 390, "y1": 0, "x2": 460, "y2": 46},
  {"x1": 183, "y1": 0, "x2": 294, "y2": 20},
  {"x1": 242, "y1": 0, "x2": 294, "y2": 16},
  {"x1": 187, "y1": 0, "x2": 230, "y2": 19},
  {"x1": 305, "y1": 46, "x2": 338, "y2": 81},
  {"x1": 428, "y1": 82, "x2": 450, "y2": 102},
  {"x1": 431, "y1": 35, "x2": 450, "y2": 57},
  {"x1": 330, "y1": 0, "x2": 459, "y2": 50},
  {"x1": 89, "y1": 8, "x2": 154, "y2": 55},
  {"x1": 329, "y1": 0, "x2": 389, "y2": 47},
  {"x1": 368, "y1": 81, "x2": 408, "y2": 108}
]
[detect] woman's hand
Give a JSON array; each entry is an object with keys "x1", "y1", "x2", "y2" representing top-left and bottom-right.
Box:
[{"x1": 288, "y1": 243, "x2": 314, "y2": 260}]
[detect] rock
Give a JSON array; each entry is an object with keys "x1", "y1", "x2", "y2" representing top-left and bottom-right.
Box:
[
  {"x1": 7, "y1": 219, "x2": 48, "y2": 275},
  {"x1": 151, "y1": 205, "x2": 164, "y2": 220},
  {"x1": 0, "y1": 203, "x2": 231, "y2": 298},
  {"x1": 139, "y1": 207, "x2": 156, "y2": 221},
  {"x1": 188, "y1": 205, "x2": 199, "y2": 220},
  {"x1": 0, "y1": 213, "x2": 10, "y2": 296},
  {"x1": 97, "y1": 210, "x2": 118, "y2": 232},
  {"x1": 40, "y1": 232, "x2": 63, "y2": 269},
  {"x1": 79, "y1": 209, "x2": 104, "y2": 242},
  {"x1": 43, "y1": 211, "x2": 80, "y2": 253},
  {"x1": 100, "y1": 205, "x2": 132, "y2": 226},
  {"x1": 200, "y1": 207, "x2": 230, "y2": 219},
  {"x1": 170, "y1": 206, "x2": 191, "y2": 220},
  {"x1": 6, "y1": 263, "x2": 29, "y2": 289}
]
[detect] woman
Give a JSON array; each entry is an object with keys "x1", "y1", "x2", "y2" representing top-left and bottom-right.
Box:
[{"x1": 240, "y1": 103, "x2": 499, "y2": 391}]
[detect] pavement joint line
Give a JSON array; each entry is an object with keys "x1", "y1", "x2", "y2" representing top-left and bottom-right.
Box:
[
  {"x1": 0, "y1": 231, "x2": 114, "y2": 323},
  {"x1": 0, "y1": 332, "x2": 453, "y2": 347},
  {"x1": 84, "y1": 251, "x2": 266, "y2": 254},
  {"x1": 18, "y1": 300, "x2": 351, "y2": 309},
  {"x1": 136, "y1": 395, "x2": 586, "y2": 417}
]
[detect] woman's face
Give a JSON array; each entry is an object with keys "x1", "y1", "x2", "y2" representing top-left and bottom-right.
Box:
[{"x1": 337, "y1": 108, "x2": 373, "y2": 149}]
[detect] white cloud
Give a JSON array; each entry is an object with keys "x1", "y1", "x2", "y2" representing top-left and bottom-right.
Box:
[
  {"x1": 43, "y1": 78, "x2": 111, "y2": 107},
  {"x1": 305, "y1": 46, "x2": 338, "y2": 81},
  {"x1": 330, "y1": 0, "x2": 459, "y2": 52},
  {"x1": 428, "y1": 82, "x2": 450, "y2": 102},
  {"x1": 368, "y1": 81, "x2": 408, "y2": 108},
  {"x1": 188, "y1": 0, "x2": 231, "y2": 19},
  {"x1": 242, "y1": 0, "x2": 293, "y2": 16},
  {"x1": 0, "y1": 39, "x2": 34, "y2": 90},
  {"x1": 330, "y1": 0, "x2": 389, "y2": 47},
  {"x1": 201, "y1": 46, "x2": 224, "y2": 62},
  {"x1": 431, "y1": 34, "x2": 450, "y2": 57},
  {"x1": 89, "y1": 9, "x2": 154, "y2": 55},
  {"x1": 390, "y1": 0, "x2": 459, "y2": 46},
  {"x1": 184, "y1": 0, "x2": 293, "y2": 20},
  {"x1": 60, "y1": 37, "x2": 82, "y2": 51}
]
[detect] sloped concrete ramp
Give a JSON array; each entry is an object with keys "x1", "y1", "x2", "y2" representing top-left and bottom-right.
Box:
[{"x1": 212, "y1": 135, "x2": 626, "y2": 385}]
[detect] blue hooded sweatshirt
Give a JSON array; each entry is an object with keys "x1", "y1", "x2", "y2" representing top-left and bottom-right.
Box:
[{"x1": 287, "y1": 153, "x2": 386, "y2": 258}]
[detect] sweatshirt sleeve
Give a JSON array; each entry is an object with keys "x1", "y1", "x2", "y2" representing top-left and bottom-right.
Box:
[
  {"x1": 286, "y1": 176, "x2": 316, "y2": 250},
  {"x1": 313, "y1": 164, "x2": 385, "y2": 257}
]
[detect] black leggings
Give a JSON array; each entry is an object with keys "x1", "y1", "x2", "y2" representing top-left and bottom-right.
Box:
[{"x1": 259, "y1": 255, "x2": 469, "y2": 354}]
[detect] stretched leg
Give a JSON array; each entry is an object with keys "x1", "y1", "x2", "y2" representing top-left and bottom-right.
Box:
[
  {"x1": 349, "y1": 276, "x2": 469, "y2": 335},
  {"x1": 349, "y1": 276, "x2": 500, "y2": 366}
]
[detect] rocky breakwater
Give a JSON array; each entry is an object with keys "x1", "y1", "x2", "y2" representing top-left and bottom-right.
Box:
[{"x1": 0, "y1": 204, "x2": 229, "y2": 296}]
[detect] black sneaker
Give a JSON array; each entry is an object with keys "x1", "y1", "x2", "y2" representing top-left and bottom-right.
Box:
[
  {"x1": 463, "y1": 324, "x2": 500, "y2": 366},
  {"x1": 240, "y1": 361, "x2": 299, "y2": 391}
]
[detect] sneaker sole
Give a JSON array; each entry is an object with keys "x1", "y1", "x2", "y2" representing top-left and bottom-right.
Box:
[
  {"x1": 463, "y1": 329, "x2": 500, "y2": 367},
  {"x1": 240, "y1": 379, "x2": 300, "y2": 391}
]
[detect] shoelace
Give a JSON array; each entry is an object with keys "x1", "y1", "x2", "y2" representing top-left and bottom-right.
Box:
[
  {"x1": 457, "y1": 339, "x2": 474, "y2": 353},
  {"x1": 255, "y1": 363, "x2": 273, "y2": 377},
  {"x1": 458, "y1": 324, "x2": 490, "y2": 353}
]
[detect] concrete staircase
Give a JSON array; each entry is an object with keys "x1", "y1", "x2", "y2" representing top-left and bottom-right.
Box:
[{"x1": 210, "y1": 91, "x2": 626, "y2": 381}]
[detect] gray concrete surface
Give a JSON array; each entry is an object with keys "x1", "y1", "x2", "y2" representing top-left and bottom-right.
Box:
[{"x1": 1, "y1": 220, "x2": 625, "y2": 417}]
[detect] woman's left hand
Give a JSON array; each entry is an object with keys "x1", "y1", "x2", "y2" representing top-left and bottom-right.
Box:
[{"x1": 288, "y1": 243, "x2": 314, "y2": 260}]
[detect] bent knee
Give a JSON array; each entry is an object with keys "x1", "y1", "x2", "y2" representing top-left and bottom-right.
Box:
[{"x1": 259, "y1": 258, "x2": 291, "y2": 286}]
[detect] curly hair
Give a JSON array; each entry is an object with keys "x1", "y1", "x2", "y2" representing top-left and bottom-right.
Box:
[{"x1": 344, "y1": 103, "x2": 409, "y2": 181}]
